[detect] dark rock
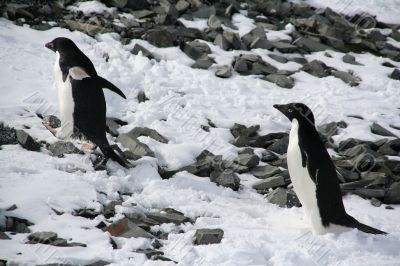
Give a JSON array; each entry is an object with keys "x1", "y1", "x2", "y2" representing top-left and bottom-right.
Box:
[
  {"x1": 215, "y1": 65, "x2": 232, "y2": 78},
  {"x1": 42, "y1": 115, "x2": 61, "y2": 128},
  {"x1": 271, "y1": 41, "x2": 298, "y2": 53},
  {"x1": 47, "y1": 141, "x2": 81, "y2": 157},
  {"x1": 350, "y1": 188, "x2": 385, "y2": 199},
  {"x1": 261, "y1": 150, "x2": 279, "y2": 162},
  {"x1": 64, "y1": 20, "x2": 111, "y2": 37},
  {"x1": 176, "y1": 0, "x2": 190, "y2": 13},
  {"x1": 192, "y1": 5, "x2": 216, "y2": 18},
  {"x1": 154, "y1": 1, "x2": 179, "y2": 25},
  {"x1": 268, "y1": 54, "x2": 288, "y2": 64},
  {"x1": 105, "y1": 118, "x2": 120, "y2": 137},
  {"x1": 28, "y1": 232, "x2": 57, "y2": 244},
  {"x1": 0, "y1": 123, "x2": 17, "y2": 146},
  {"x1": 131, "y1": 10, "x2": 156, "y2": 19},
  {"x1": 230, "y1": 124, "x2": 259, "y2": 138},
  {"x1": 85, "y1": 260, "x2": 111, "y2": 266},
  {"x1": 389, "y1": 69, "x2": 400, "y2": 80},
  {"x1": 107, "y1": 0, "x2": 128, "y2": 8},
  {"x1": 370, "y1": 197, "x2": 382, "y2": 207},
  {"x1": 332, "y1": 70, "x2": 360, "y2": 86},
  {"x1": 267, "y1": 136, "x2": 289, "y2": 155},
  {"x1": 126, "y1": 127, "x2": 168, "y2": 143},
  {"x1": 208, "y1": 14, "x2": 222, "y2": 30},
  {"x1": 234, "y1": 153, "x2": 260, "y2": 168},
  {"x1": 253, "y1": 175, "x2": 286, "y2": 190},
  {"x1": 117, "y1": 133, "x2": 155, "y2": 158},
  {"x1": 342, "y1": 54, "x2": 362, "y2": 65},
  {"x1": 131, "y1": 44, "x2": 154, "y2": 59},
  {"x1": 250, "y1": 37, "x2": 274, "y2": 50},
  {"x1": 301, "y1": 60, "x2": 332, "y2": 78},
  {"x1": 194, "y1": 228, "x2": 223, "y2": 245},
  {"x1": 103, "y1": 218, "x2": 154, "y2": 238},
  {"x1": 73, "y1": 208, "x2": 99, "y2": 219},
  {"x1": 103, "y1": 200, "x2": 122, "y2": 219},
  {"x1": 0, "y1": 232, "x2": 10, "y2": 240},
  {"x1": 251, "y1": 165, "x2": 281, "y2": 179},
  {"x1": 290, "y1": 57, "x2": 308, "y2": 65},
  {"x1": 294, "y1": 37, "x2": 332, "y2": 52},
  {"x1": 183, "y1": 40, "x2": 211, "y2": 60},
  {"x1": 136, "y1": 248, "x2": 164, "y2": 259},
  {"x1": 5, "y1": 216, "x2": 33, "y2": 233},
  {"x1": 337, "y1": 168, "x2": 359, "y2": 181},
  {"x1": 16, "y1": 130, "x2": 40, "y2": 151},
  {"x1": 143, "y1": 29, "x2": 174, "y2": 48},
  {"x1": 266, "y1": 187, "x2": 301, "y2": 208},
  {"x1": 241, "y1": 26, "x2": 266, "y2": 47},
  {"x1": 191, "y1": 56, "x2": 215, "y2": 69},
  {"x1": 264, "y1": 74, "x2": 294, "y2": 89},
  {"x1": 210, "y1": 170, "x2": 240, "y2": 191},
  {"x1": 384, "y1": 182, "x2": 400, "y2": 204},
  {"x1": 371, "y1": 122, "x2": 397, "y2": 137},
  {"x1": 137, "y1": 91, "x2": 149, "y2": 103},
  {"x1": 146, "y1": 208, "x2": 190, "y2": 225}
]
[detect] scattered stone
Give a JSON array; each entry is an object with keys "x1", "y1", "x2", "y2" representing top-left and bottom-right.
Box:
[
  {"x1": 253, "y1": 175, "x2": 286, "y2": 191},
  {"x1": 342, "y1": 54, "x2": 362, "y2": 65},
  {"x1": 371, "y1": 122, "x2": 397, "y2": 137},
  {"x1": 332, "y1": 70, "x2": 360, "y2": 86},
  {"x1": 183, "y1": 40, "x2": 211, "y2": 60},
  {"x1": 267, "y1": 136, "x2": 289, "y2": 155},
  {"x1": 389, "y1": 69, "x2": 400, "y2": 80},
  {"x1": 47, "y1": 141, "x2": 81, "y2": 157},
  {"x1": 28, "y1": 232, "x2": 57, "y2": 244},
  {"x1": 126, "y1": 127, "x2": 168, "y2": 143},
  {"x1": 131, "y1": 44, "x2": 154, "y2": 59},
  {"x1": 192, "y1": 5, "x2": 216, "y2": 19},
  {"x1": 143, "y1": 29, "x2": 174, "y2": 48},
  {"x1": 176, "y1": 0, "x2": 190, "y2": 13},
  {"x1": 210, "y1": 170, "x2": 240, "y2": 191},
  {"x1": 261, "y1": 150, "x2": 279, "y2": 162},
  {"x1": 0, "y1": 123, "x2": 17, "y2": 146},
  {"x1": 266, "y1": 188, "x2": 301, "y2": 208},
  {"x1": 208, "y1": 14, "x2": 222, "y2": 30},
  {"x1": 42, "y1": 115, "x2": 61, "y2": 128},
  {"x1": 117, "y1": 133, "x2": 155, "y2": 158},
  {"x1": 64, "y1": 20, "x2": 111, "y2": 37},
  {"x1": 370, "y1": 198, "x2": 382, "y2": 207},
  {"x1": 234, "y1": 153, "x2": 260, "y2": 168},
  {"x1": 271, "y1": 41, "x2": 298, "y2": 53},
  {"x1": 5, "y1": 216, "x2": 33, "y2": 233},
  {"x1": 268, "y1": 54, "x2": 288, "y2": 64},
  {"x1": 0, "y1": 232, "x2": 10, "y2": 240},
  {"x1": 251, "y1": 165, "x2": 281, "y2": 179},
  {"x1": 301, "y1": 60, "x2": 332, "y2": 78},
  {"x1": 264, "y1": 74, "x2": 294, "y2": 89},
  {"x1": 215, "y1": 65, "x2": 232, "y2": 78},
  {"x1": 295, "y1": 37, "x2": 332, "y2": 52},
  {"x1": 191, "y1": 56, "x2": 215, "y2": 69},
  {"x1": 194, "y1": 229, "x2": 224, "y2": 245},
  {"x1": 146, "y1": 208, "x2": 190, "y2": 225},
  {"x1": 384, "y1": 182, "x2": 400, "y2": 204},
  {"x1": 103, "y1": 218, "x2": 154, "y2": 238},
  {"x1": 16, "y1": 130, "x2": 41, "y2": 151},
  {"x1": 137, "y1": 91, "x2": 149, "y2": 103}
]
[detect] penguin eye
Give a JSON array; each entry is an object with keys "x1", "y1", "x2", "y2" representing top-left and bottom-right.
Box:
[{"x1": 288, "y1": 108, "x2": 293, "y2": 113}]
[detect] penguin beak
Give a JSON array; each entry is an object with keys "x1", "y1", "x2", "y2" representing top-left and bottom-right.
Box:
[
  {"x1": 273, "y1": 104, "x2": 290, "y2": 119},
  {"x1": 45, "y1": 41, "x2": 55, "y2": 51}
]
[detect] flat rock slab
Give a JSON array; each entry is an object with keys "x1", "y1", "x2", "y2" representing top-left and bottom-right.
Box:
[
  {"x1": 194, "y1": 228, "x2": 224, "y2": 245},
  {"x1": 103, "y1": 218, "x2": 154, "y2": 239}
]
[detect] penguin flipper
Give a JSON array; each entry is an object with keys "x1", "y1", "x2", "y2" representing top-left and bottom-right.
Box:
[
  {"x1": 96, "y1": 76, "x2": 127, "y2": 99},
  {"x1": 335, "y1": 214, "x2": 387, "y2": 235}
]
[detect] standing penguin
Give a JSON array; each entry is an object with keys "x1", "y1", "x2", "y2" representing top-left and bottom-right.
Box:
[
  {"x1": 274, "y1": 103, "x2": 386, "y2": 235},
  {"x1": 45, "y1": 37, "x2": 128, "y2": 167}
]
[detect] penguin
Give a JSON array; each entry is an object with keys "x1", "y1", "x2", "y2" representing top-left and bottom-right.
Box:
[
  {"x1": 273, "y1": 103, "x2": 387, "y2": 235},
  {"x1": 45, "y1": 37, "x2": 128, "y2": 167}
]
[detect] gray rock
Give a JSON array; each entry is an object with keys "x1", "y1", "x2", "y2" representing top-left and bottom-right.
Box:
[
  {"x1": 210, "y1": 170, "x2": 240, "y2": 191},
  {"x1": 48, "y1": 141, "x2": 81, "y2": 157},
  {"x1": 207, "y1": 15, "x2": 222, "y2": 30},
  {"x1": 389, "y1": 69, "x2": 400, "y2": 80},
  {"x1": 176, "y1": 0, "x2": 190, "y2": 13},
  {"x1": 214, "y1": 33, "x2": 230, "y2": 51},
  {"x1": 28, "y1": 232, "x2": 58, "y2": 244},
  {"x1": 126, "y1": 127, "x2": 168, "y2": 143},
  {"x1": 191, "y1": 56, "x2": 215, "y2": 69},
  {"x1": 268, "y1": 54, "x2": 288, "y2": 64},
  {"x1": 253, "y1": 176, "x2": 286, "y2": 190},
  {"x1": 103, "y1": 218, "x2": 154, "y2": 238},
  {"x1": 223, "y1": 161, "x2": 250, "y2": 174},
  {"x1": 370, "y1": 197, "x2": 382, "y2": 207},
  {"x1": 105, "y1": 118, "x2": 120, "y2": 137},
  {"x1": 267, "y1": 136, "x2": 289, "y2": 155},
  {"x1": 16, "y1": 130, "x2": 40, "y2": 151},
  {"x1": 103, "y1": 200, "x2": 122, "y2": 219},
  {"x1": 144, "y1": 29, "x2": 174, "y2": 48},
  {"x1": 233, "y1": 57, "x2": 250, "y2": 74},
  {"x1": 301, "y1": 60, "x2": 332, "y2": 78},
  {"x1": 42, "y1": 115, "x2": 61, "y2": 128},
  {"x1": 131, "y1": 44, "x2": 154, "y2": 59},
  {"x1": 261, "y1": 150, "x2": 279, "y2": 162},
  {"x1": 215, "y1": 65, "x2": 232, "y2": 78},
  {"x1": 290, "y1": 57, "x2": 308, "y2": 65},
  {"x1": 64, "y1": 20, "x2": 111, "y2": 37},
  {"x1": 0, "y1": 123, "x2": 17, "y2": 146},
  {"x1": 264, "y1": 74, "x2": 294, "y2": 89},
  {"x1": 252, "y1": 62, "x2": 278, "y2": 75},
  {"x1": 371, "y1": 122, "x2": 397, "y2": 137},
  {"x1": 154, "y1": 1, "x2": 179, "y2": 25},
  {"x1": 192, "y1": 6, "x2": 216, "y2": 18},
  {"x1": 266, "y1": 188, "x2": 301, "y2": 208},
  {"x1": 294, "y1": 37, "x2": 332, "y2": 52},
  {"x1": 242, "y1": 26, "x2": 266, "y2": 47},
  {"x1": 271, "y1": 41, "x2": 298, "y2": 53},
  {"x1": 0, "y1": 232, "x2": 10, "y2": 240},
  {"x1": 251, "y1": 165, "x2": 281, "y2": 179},
  {"x1": 332, "y1": 70, "x2": 360, "y2": 86},
  {"x1": 85, "y1": 260, "x2": 111, "y2": 266},
  {"x1": 351, "y1": 188, "x2": 385, "y2": 199},
  {"x1": 384, "y1": 182, "x2": 400, "y2": 204},
  {"x1": 194, "y1": 229, "x2": 224, "y2": 245},
  {"x1": 146, "y1": 208, "x2": 190, "y2": 225},
  {"x1": 367, "y1": 30, "x2": 386, "y2": 42},
  {"x1": 137, "y1": 91, "x2": 149, "y2": 103},
  {"x1": 117, "y1": 133, "x2": 155, "y2": 157},
  {"x1": 131, "y1": 10, "x2": 156, "y2": 19},
  {"x1": 108, "y1": 0, "x2": 128, "y2": 8},
  {"x1": 342, "y1": 54, "x2": 362, "y2": 65},
  {"x1": 5, "y1": 216, "x2": 33, "y2": 233},
  {"x1": 183, "y1": 40, "x2": 211, "y2": 60},
  {"x1": 250, "y1": 37, "x2": 273, "y2": 50},
  {"x1": 234, "y1": 153, "x2": 260, "y2": 168}
]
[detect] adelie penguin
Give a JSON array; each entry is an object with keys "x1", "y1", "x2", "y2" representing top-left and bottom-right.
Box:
[
  {"x1": 274, "y1": 103, "x2": 387, "y2": 235},
  {"x1": 45, "y1": 37, "x2": 129, "y2": 168}
]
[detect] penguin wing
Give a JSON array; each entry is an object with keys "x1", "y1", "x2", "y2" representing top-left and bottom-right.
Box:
[{"x1": 95, "y1": 76, "x2": 127, "y2": 99}]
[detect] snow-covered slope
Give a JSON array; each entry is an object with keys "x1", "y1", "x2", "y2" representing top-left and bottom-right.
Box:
[{"x1": 0, "y1": 14, "x2": 400, "y2": 266}]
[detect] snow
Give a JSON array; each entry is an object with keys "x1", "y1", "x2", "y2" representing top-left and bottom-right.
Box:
[
  {"x1": 0, "y1": 14, "x2": 400, "y2": 266},
  {"x1": 293, "y1": 0, "x2": 400, "y2": 24},
  {"x1": 67, "y1": 0, "x2": 116, "y2": 16}
]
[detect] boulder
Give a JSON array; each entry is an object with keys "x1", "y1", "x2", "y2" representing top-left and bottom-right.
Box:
[
  {"x1": 234, "y1": 153, "x2": 260, "y2": 168},
  {"x1": 191, "y1": 56, "x2": 215, "y2": 69},
  {"x1": 301, "y1": 60, "x2": 332, "y2": 78},
  {"x1": 389, "y1": 69, "x2": 400, "y2": 80},
  {"x1": 146, "y1": 208, "x2": 191, "y2": 225},
  {"x1": 342, "y1": 54, "x2": 362, "y2": 65},
  {"x1": 0, "y1": 123, "x2": 17, "y2": 146},
  {"x1": 16, "y1": 130, "x2": 40, "y2": 151},
  {"x1": 332, "y1": 70, "x2": 360, "y2": 86},
  {"x1": 266, "y1": 188, "x2": 301, "y2": 208},
  {"x1": 131, "y1": 44, "x2": 154, "y2": 59},
  {"x1": 126, "y1": 127, "x2": 168, "y2": 143},
  {"x1": 143, "y1": 29, "x2": 175, "y2": 48},
  {"x1": 210, "y1": 170, "x2": 240, "y2": 191},
  {"x1": 384, "y1": 182, "x2": 400, "y2": 204},
  {"x1": 42, "y1": 115, "x2": 61, "y2": 128},
  {"x1": 251, "y1": 165, "x2": 281, "y2": 179},
  {"x1": 27, "y1": 232, "x2": 58, "y2": 244},
  {"x1": 370, "y1": 123, "x2": 397, "y2": 137},
  {"x1": 253, "y1": 175, "x2": 286, "y2": 191},
  {"x1": 194, "y1": 229, "x2": 224, "y2": 245},
  {"x1": 103, "y1": 218, "x2": 154, "y2": 238},
  {"x1": 264, "y1": 74, "x2": 294, "y2": 89},
  {"x1": 183, "y1": 40, "x2": 211, "y2": 60},
  {"x1": 215, "y1": 65, "x2": 232, "y2": 78},
  {"x1": 117, "y1": 133, "x2": 155, "y2": 158},
  {"x1": 47, "y1": 141, "x2": 81, "y2": 157}
]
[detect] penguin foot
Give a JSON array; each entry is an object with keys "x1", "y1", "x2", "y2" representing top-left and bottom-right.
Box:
[
  {"x1": 43, "y1": 122, "x2": 57, "y2": 136},
  {"x1": 82, "y1": 143, "x2": 97, "y2": 150}
]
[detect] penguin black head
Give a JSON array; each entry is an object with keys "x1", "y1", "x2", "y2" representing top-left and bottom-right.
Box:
[
  {"x1": 45, "y1": 37, "x2": 78, "y2": 53},
  {"x1": 273, "y1": 103, "x2": 315, "y2": 125}
]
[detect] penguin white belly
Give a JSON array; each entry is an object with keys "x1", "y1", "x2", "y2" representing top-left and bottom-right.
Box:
[
  {"x1": 287, "y1": 119, "x2": 326, "y2": 234},
  {"x1": 54, "y1": 52, "x2": 74, "y2": 140}
]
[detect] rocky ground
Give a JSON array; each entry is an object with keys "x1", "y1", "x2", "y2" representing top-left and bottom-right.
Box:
[{"x1": 0, "y1": 0, "x2": 400, "y2": 265}]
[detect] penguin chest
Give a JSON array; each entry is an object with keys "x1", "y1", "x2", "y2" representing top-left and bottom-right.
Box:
[
  {"x1": 54, "y1": 52, "x2": 74, "y2": 139},
  {"x1": 287, "y1": 119, "x2": 324, "y2": 233}
]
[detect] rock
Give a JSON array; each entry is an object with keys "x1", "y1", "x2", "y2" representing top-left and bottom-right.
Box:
[
  {"x1": 194, "y1": 229, "x2": 224, "y2": 245},
  {"x1": 16, "y1": 130, "x2": 40, "y2": 151},
  {"x1": 105, "y1": 118, "x2": 120, "y2": 137},
  {"x1": 370, "y1": 198, "x2": 382, "y2": 207},
  {"x1": 223, "y1": 161, "x2": 249, "y2": 174},
  {"x1": 103, "y1": 218, "x2": 154, "y2": 238},
  {"x1": 103, "y1": 200, "x2": 122, "y2": 219},
  {"x1": 143, "y1": 29, "x2": 174, "y2": 48},
  {"x1": 215, "y1": 65, "x2": 232, "y2": 78},
  {"x1": 5, "y1": 216, "x2": 33, "y2": 233},
  {"x1": 131, "y1": 44, "x2": 154, "y2": 59},
  {"x1": 250, "y1": 37, "x2": 273, "y2": 50},
  {"x1": 251, "y1": 61, "x2": 278, "y2": 75},
  {"x1": 301, "y1": 60, "x2": 332, "y2": 78},
  {"x1": 183, "y1": 40, "x2": 211, "y2": 60},
  {"x1": 117, "y1": 133, "x2": 155, "y2": 157},
  {"x1": 28, "y1": 232, "x2": 58, "y2": 244},
  {"x1": 337, "y1": 168, "x2": 359, "y2": 181},
  {"x1": 268, "y1": 54, "x2": 288, "y2": 64},
  {"x1": 384, "y1": 182, "x2": 400, "y2": 204},
  {"x1": 241, "y1": 26, "x2": 266, "y2": 47},
  {"x1": 42, "y1": 115, "x2": 61, "y2": 128},
  {"x1": 266, "y1": 188, "x2": 301, "y2": 208},
  {"x1": 370, "y1": 122, "x2": 397, "y2": 137},
  {"x1": 176, "y1": 0, "x2": 190, "y2": 13},
  {"x1": 264, "y1": 74, "x2": 294, "y2": 89},
  {"x1": 47, "y1": 141, "x2": 80, "y2": 157},
  {"x1": 267, "y1": 136, "x2": 289, "y2": 155},
  {"x1": 192, "y1": 5, "x2": 216, "y2": 18},
  {"x1": 108, "y1": 0, "x2": 128, "y2": 8},
  {"x1": 271, "y1": 41, "x2": 298, "y2": 53},
  {"x1": 261, "y1": 150, "x2": 279, "y2": 162},
  {"x1": 154, "y1": 1, "x2": 179, "y2": 25},
  {"x1": 332, "y1": 70, "x2": 360, "y2": 86},
  {"x1": 191, "y1": 56, "x2": 215, "y2": 69},
  {"x1": 208, "y1": 14, "x2": 222, "y2": 30},
  {"x1": 0, "y1": 123, "x2": 17, "y2": 146},
  {"x1": 136, "y1": 248, "x2": 164, "y2": 259},
  {"x1": 251, "y1": 165, "x2": 281, "y2": 179},
  {"x1": 350, "y1": 189, "x2": 385, "y2": 199},
  {"x1": 0, "y1": 232, "x2": 10, "y2": 240},
  {"x1": 294, "y1": 37, "x2": 332, "y2": 52},
  {"x1": 210, "y1": 170, "x2": 240, "y2": 191},
  {"x1": 137, "y1": 91, "x2": 149, "y2": 103},
  {"x1": 234, "y1": 153, "x2": 260, "y2": 168},
  {"x1": 85, "y1": 260, "x2": 111, "y2": 266},
  {"x1": 253, "y1": 175, "x2": 286, "y2": 191},
  {"x1": 389, "y1": 69, "x2": 400, "y2": 80},
  {"x1": 126, "y1": 127, "x2": 168, "y2": 143},
  {"x1": 64, "y1": 20, "x2": 111, "y2": 37},
  {"x1": 146, "y1": 208, "x2": 190, "y2": 225},
  {"x1": 342, "y1": 54, "x2": 361, "y2": 65}
]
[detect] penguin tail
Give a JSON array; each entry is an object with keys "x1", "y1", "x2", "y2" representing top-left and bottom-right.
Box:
[
  {"x1": 340, "y1": 214, "x2": 387, "y2": 235},
  {"x1": 96, "y1": 76, "x2": 126, "y2": 99},
  {"x1": 98, "y1": 144, "x2": 130, "y2": 168}
]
